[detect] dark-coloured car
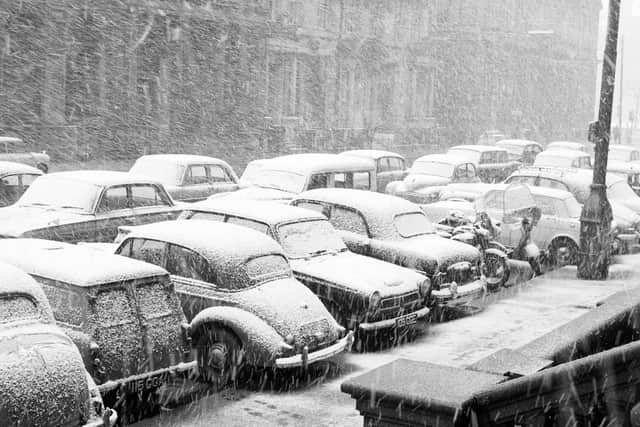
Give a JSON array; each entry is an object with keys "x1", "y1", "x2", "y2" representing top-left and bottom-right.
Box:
[
  {"x1": 291, "y1": 189, "x2": 488, "y2": 308},
  {"x1": 340, "y1": 150, "x2": 408, "y2": 193},
  {"x1": 0, "y1": 161, "x2": 42, "y2": 207},
  {"x1": 0, "y1": 136, "x2": 50, "y2": 173},
  {"x1": 495, "y1": 139, "x2": 543, "y2": 165},
  {"x1": 176, "y1": 201, "x2": 431, "y2": 340},
  {"x1": 386, "y1": 154, "x2": 480, "y2": 204},
  {"x1": 129, "y1": 154, "x2": 240, "y2": 202},
  {"x1": 0, "y1": 261, "x2": 116, "y2": 427},
  {"x1": 0, "y1": 239, "x2": 194, "y2": 419},
  {"x1": 114, "y1": 220, "x2": 352, "y2": 386},
  {"x1": 447, "y1": 145, "x2": 521, "y2": 182},
  {"x1": 0, "y1": 170, "x2": 182, "y2": 242}
]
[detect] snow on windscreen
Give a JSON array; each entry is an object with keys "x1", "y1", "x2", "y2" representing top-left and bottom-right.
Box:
[
  {"x1": 277, "y1": 220, "x2": 346, "y2": 259},
  {"x1": 0, "y1": 296, "x2": 41, "y2": 323},
  {"x1": 245, "y1": 255, "x2": 292, "y2": 283},
  {"x1": 130, "y1": 159, "x2": 185, "y2": 185},
  {"x1": 18, "y1": 177, "x2": 98, "y2": 212},
  {"x1": 393, "y1": 212, "x2": 435, "y2": 238},
  {"x1": 411, "y1": 161, "x2": 453, "y2": 178},
  {"x1": 251, "y1": 169, "x2": 307, "y2": 193}
]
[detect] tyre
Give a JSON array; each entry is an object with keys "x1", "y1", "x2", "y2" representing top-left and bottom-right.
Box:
[
  {"x1": 196, "y1": 327, "x2": 244, "y2": 390},
  {"x1": 484, "y1": 252, "x2": 508, "y2": 289},
  {"x1": 549, "y1": 238, "x2": 579, "y2": 268}
]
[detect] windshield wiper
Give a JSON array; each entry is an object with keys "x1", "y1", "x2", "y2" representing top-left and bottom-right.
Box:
[{"x1": 309, "y1": 249, "x2": 331, "y2": 257}]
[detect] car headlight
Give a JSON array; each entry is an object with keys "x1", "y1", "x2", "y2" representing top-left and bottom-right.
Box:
[
  {"x1": 418, "y1": 278, "x2": 431, "y2": 300},
  {"x1": 284, "y1": 333, "x2": 295, "y2": 345},
  {"x1": 368, "y1": 291, "x2": 381, "y2": 312}
]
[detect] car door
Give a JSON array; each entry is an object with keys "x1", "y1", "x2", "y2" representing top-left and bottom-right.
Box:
[
  {"x1": 208, "y1": 164, "x2": 240, "y2": 195},
  {"x1": 376, "y1": 157, "x2": 402, "y2": 192},
  {"x1": 326, "y1": 205, "x2": 372, "y2": 256},
  {"x1": 180, "y1": 165, "x2": 214, "y2": 202},
  {"x1": 530, "y1": 195, "x2": 563, "y2": 248},
  {"x1": 478, "y1": 151, "x2": 496, "y2": 182}
]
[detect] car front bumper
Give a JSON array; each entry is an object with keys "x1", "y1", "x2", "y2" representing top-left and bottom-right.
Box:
[
  {"x1": 431, "y1": 278, "x2": 487, "y2": 308},
  {"x1": 358, "y1": 306, "x2": 431, "y2": 333},
  {"x1": 275, "y1": 331, "x2": 354, "y2": 369},
  {"x1": 97, "y1": 360, "x2": 198, "y2": 394}
]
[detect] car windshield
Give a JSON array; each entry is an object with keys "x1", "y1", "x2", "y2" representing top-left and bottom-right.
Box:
[
  {"x1": 393, "y1": 212, "x2": 435, "y2": 238},
  {"x1": 250, "y1": 168, "x2": 307, "y2": 193},
  {"x1": 411, "y1": 161, "x2": 454, "y2": 178},
  {"x1": 276, "y1": 219, "x2": 346, "y2": 259},
  {"x1": 245, "y1": 254, "x2": 292, "y2": 284},
  {"x1": 447, "y1": 148, "x2": 480, "y2": 164},
  {"x1": 130, "y1": 159, "x2": 185, "y2": 185},
  {"x1": 608, "y1": 180, "x2": 638, "y2": 200},
  {"x1": 17, "y1": 177, "x2": 99, "y2": 212},
  {"x1": 0, "y1": 295, "x2": 42, "y2": 323}
]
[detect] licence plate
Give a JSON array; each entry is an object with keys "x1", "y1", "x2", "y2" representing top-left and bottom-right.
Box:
[
  {"x1": 126, "y1": 372, "x2": 169, "y2": 394},
  {"x1": 396, "y1": 312, "x2": 418, "y2": 328}
]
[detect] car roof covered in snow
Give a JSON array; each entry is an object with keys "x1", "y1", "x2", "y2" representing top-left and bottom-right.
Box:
[
  {"x1": 0, "y1": 239, "x2": 168, "y2": 287},
  {"x1": 449, "y1": 144, "x2": 507, "y2": 153},
  {"x1": 0, "y1": 161, "x2": 42, "y2": 176},
  {"x1": 263, "y1": 153, "x2": 374, "y2": 174},
  {"x1": 528, "y1": 186, "x2": 576, "y2": 200},
  {"x1": 496, "y1": 139, "x2": 541, "y2": 148},
  {"x1": 413, "y1": 154, "x2": 467, "y2": 166},
  {"x1": 38, "y1": 170, "x2": 165, "y2": 187},
  {"x1": 124, "y1": 220, "x2": 286, "y2": 264},
  {"x1": 186, "y1": 199, "x2": 326, "y2": 225},
  {"x1": 537, "y1": 149, "x2": 589, "y2": 160},
  {"x1": 610, "y1": 145, "x2": 638, "y2": 153},
  {"x1": 0, "y1": 261, "x2": 54, "y2": 323},
  {"x1": 340, "y1": 150, "x2": 405, "y2": 161},
  {"x1": 547, "y1": 141, "x2": 587, "y2": 151},
  {"x1": 0, "y1": 137, "x2": 24, "y2": 144},
  {"x1": 133, "y1": 154, "x2": 233, "y2": 168}
]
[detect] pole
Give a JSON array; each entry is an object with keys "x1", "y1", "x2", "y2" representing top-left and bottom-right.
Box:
[
  {"x1": 619, "y1": 34, "x2": 624, "y2": 143},
  {"x1": 577, "y1": 0, "x2": 620, "y2": 280}
]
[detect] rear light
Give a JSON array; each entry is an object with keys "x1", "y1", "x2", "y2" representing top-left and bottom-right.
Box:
[{"x1": 368, "y1": 292, "x2": 381, "y2": 313}]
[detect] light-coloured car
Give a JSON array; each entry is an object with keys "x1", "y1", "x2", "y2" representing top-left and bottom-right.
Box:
[
  {"x1": 177, "y1": 201, "x2": 431, "y2": 340},
  {"x1": 0, "y1": 136, "x2": 50, "y2": 173},
  {"x1": 546, "y1": 141, "x2": 589, "y2": 152},
  {"x1": 0, "y1": 170, "x2": 182, "y2": 242},
  {"x1": 0, "y1": 161, "x2": 42, "y2": 207},
  {"x1": 340, "y1": 150, "x2": 408, "y2": 192},
  {"x1": 129, "y1": 154, "x2": 239, "y2": 202},
  {"x1": 211, "y1": 153, "x2": 376, "y2": 202},
  {"x1": 446, "y1": 145, "x2": 521, "y2": 183},
  {"x1": 115, "y1": 220, "x2": 352, "y2": 385},
  {"x1": 386, "y1": 154, "x2": 480, "y2": 204},
  {"x1": 534, "y1": 149, "x2": 593, "y2": 169},
  {"x1": 495, "y1": 139, "x2": 543, "y2": 165}
]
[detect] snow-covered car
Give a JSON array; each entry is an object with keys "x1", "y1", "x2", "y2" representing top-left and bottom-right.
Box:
[
  {"x1": 546, "y1": 141, "x2": 588, "y2": 152},
  {"x1": 212, "y1": 153, "x2": 376, "y2": 202},
  {"x1": 0, "y1": 170, "x2": 182, "y2": 242},
  {"x1": 176, "y1": 201, "x2": 431, "y2": 339},
  {"x1": 239, "y1": 158, "x2": 270, "y2": 187},
  {"x1": 340, "y1": 150, "x2": 408, "y2": 193},
  {"x1": 386, "y1": 154, "x2": 480, "y2": 204},
  {"x1": 533, "y1": 149, "x2": 593, "y2": 169},
  {"x1": 0, "y1": 161, "x2": 42, "y2": 207},
  {"x1": 129, "y1": 154, "x2": 240, "y2": 202},
  {"x1": 0, "y1": 239, "x2": 195, "y2": 420},
  {"x1": 609, "y1": 144, "x2": 640, "y2": 163},
  {"x1": 0, "y1": 261, "x2": 116, "y2": 427},
  {"x1": 495, "y1": 139, "x2": 543, "y2": 165},
  {"x1": 446, "y1": 145, "x2": 520, "y2": 182},
  {"x1": 291, "y1": 189, "x2": 488, "y2": 308},
  {"x1": 0, "y1": 136, "x2": 50, "y2": 173},
  {"x1": 114, "y1": 220, "x2": 352, "y2": 386}
]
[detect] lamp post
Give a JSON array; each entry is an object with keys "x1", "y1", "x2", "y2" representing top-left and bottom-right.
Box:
[{"x1": 577, "y1": 0, "x2": 621, "y2": 280}]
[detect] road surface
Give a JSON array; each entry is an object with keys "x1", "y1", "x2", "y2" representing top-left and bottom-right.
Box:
[{"x1": 136, "y1": 262, "x2": 639, "y2": 427}]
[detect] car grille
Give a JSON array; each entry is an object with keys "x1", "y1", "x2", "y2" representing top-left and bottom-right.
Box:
[
  {"x1": 372, "y1": 291, "x2": 421, "y2": 321},
  {"x1": 381, "y1": 291, "x2": 420, "y2": 309},
  {"x1": 296, "y1": 318, "x2": 332, "y2": 351}
]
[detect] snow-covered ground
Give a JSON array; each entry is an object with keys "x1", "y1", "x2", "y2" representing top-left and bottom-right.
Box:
[{"x1": 136, "y1": 260, "x2": 640, "y2": 426}]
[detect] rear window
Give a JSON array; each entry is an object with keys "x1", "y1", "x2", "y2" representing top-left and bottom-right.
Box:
[
  {"x1": 93, "y1": 289, "x2": 136, "y2": 326},
  {"x1": 38, "y1": 279, "x2": 86, "y2": 326},
  {"x1": 245, "y1": 255, "x2": 291, "y2": 283},
  {"x1": 0, "y1": 295, "x2": 42, "y2": 323},
  {"x1": 134, "y1": 281, "x2": 173, "y2": 319}
]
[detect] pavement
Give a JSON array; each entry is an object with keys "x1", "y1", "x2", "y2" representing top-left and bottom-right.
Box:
[{"x1": 135, "y1": 258, "x2": 640, "y2": 427}]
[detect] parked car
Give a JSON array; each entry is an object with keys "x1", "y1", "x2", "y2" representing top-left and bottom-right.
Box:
[
  {"x1": 0, "y1": 161, "x2": 42, "y2": 207},
  {"x1": 0, "y1": 136, "x2": 50, "y2": 173},
  {"x1": 290, "y1": 189, "x2": 489, "y2": 308},
  {"x1": 609, "y1": 144, "x2": 640, "y2": 163},
  {"x1": 129, "y1": 154, "x2": 240, "y2": 202},
  {"x1": 533, "y1": 149, "x2": 593, "y2": 169},
  {"x1": 239, "y1": 158, "x2": 270, "y2": 187},
  {"x1": 0, "y1": 239, "x2": 194, "y2": 419},
  {"x1": 386, "y1": 154, "x2": 480, "y2": 204},
  {"x1": 0, "y1": 261, "x2": 116, "y2": 427},
  {"x1": 546, "y1": 141, "x2": 588, "y2": 152},
  {"x1": 114, "y1": 220, "x2": 352, "y2": 385},
  {"x1": 176, "y1": 201, "x2": 431, "y2": 340},
  {"x1": 340, "y1": 150, "x2": 408, "y2": 192},
  {"x1": 495, "y1": 139, "x2": 543, "y2": 165},
  {"x1": 212, "y1": 153, "x2": 376, "y2": 202},
  {"x1": 0, "y1": 170, "x2": 182, "y2": 242},
  {"x1": 446, "y1": 145, "x2": 520, "y2": 182}
]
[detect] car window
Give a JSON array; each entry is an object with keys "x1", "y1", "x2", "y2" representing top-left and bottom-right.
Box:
[
  {"x1": 1, "y1": 175, "x2": 19, "y2": 186},
  {"x1": 226, "y1": 216, "x2": 270, "y2": 235},
  {"x1": 134, "y1": 281, "x2": 173, "y2": 319},
  {"x1": 466, "y1": 163, "x2": 477, "y2": 178},
  {"x1": 39, "y1": 279, "x2": 86, "y2": 326},
  {"x1": 245, "y1": 255, "x2": 292, "y2": 284},
  {"x1": 21, "y1": 174, "x2": 39, "y2": 188},
  {"x1": 166, "y1": 244, "x2": 216, "y2": 283},
  {"x1": 97, "y1": 185, "x2": 128, "y2": 212},
  {"x1": 507, "y1": 175, "x2": 537, "y2": 186},
  {"x1": 480, "y1": 152, "x2": 496, "y2": 164},
  {"x1": 291, "y1": 201, "x2": 329, "y2": 217},
  {"x1": 453, "y1": 166, "x2": 466, "y2": 179},
  {"x1": 126, "y1": 238, "x2": 166, "y2": 266},
  {"x1": 130, "y1": 184, "x2": 170, "y2": 207},
  {"x1": 333, "y1": 172, "x2": 348, "y2": 188},
  {"x1": 632, "y1": 151, "x2": 640, "y2": 161},
  {"x1": 353, "y1": 172, "x2": 371, "y2": 189},
  {"x1": 533, "y1": 195, "x2": 556, "y2": 216},
  {"x1": 307, "y1": 173, "x2": 329, "y2": 190},
  {"x1": 388, "y1": 157, "x2": 405, "y2": 171},
  {"x1": 539, "y1": 178, "x2": 569, "y2": 192},
  {"x1": 0, "y1": 295, "x2": 42, "y2": 323},
  {"x1": 186, "y1": 211, "x2": 226, "y2": 222},
  {"x1": 330, "y1": 206, "x2": 368, "y2": 235},
  {"x1": 92, "y1": 288, "x2": 136, "y2": 326},
  {"x1": 377, "y1": 158, "x2": 391, "y2": 173},
  {"x1": 209, "y1": 165, "x2": 231, "y2": 183},
  {"x1": 185, "y1": 165, "x2": 209, "y2": 185}
]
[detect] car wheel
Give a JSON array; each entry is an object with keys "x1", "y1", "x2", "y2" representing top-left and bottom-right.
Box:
[
  {"x1": 549, "y1": 238, "x2": 579, "y2": 268},
  {"x1": 196, "y1": 327, "x2": 244, "y2": 390},
  {"x1": 36, "y1": 163, "x2": 48, "y2": 173},
  {"x1": 484, "y1": 252, "x2": 508, "y2": 289}
]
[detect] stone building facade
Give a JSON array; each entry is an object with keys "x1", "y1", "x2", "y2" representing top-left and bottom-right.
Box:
[{"x1": 0, "y1": 0, "x2": 601, "y2": 168}]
